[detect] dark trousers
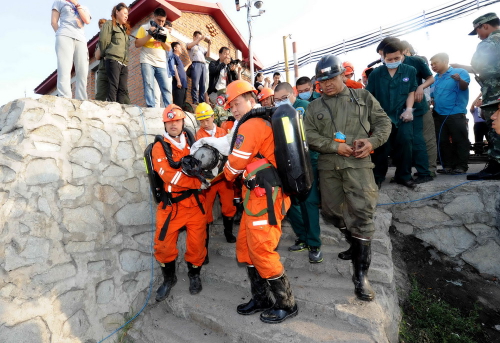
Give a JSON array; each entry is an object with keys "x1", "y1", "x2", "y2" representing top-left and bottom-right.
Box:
[
  {"x1": 474, "y1": 121, "x2": 489, "y2": 143},
  {"x1": 190, "y1": 62, "x2": 206, "y2": 104},
  {"x1": 105, "y1": 59, "x2": 128, "y2": 104},
  {"x1": 373, "y1": 121, "x2": 413, "y2": 183},
  {"x1": 434, "y1": 114, "x2": 470, "y2": 170},
  {"x1": 172, "y1": 78, "x2": 187, "y2": 107},
  {"x1": 95, "y1": 61, "x2": 108, "y2": 101},
  {"x1": 412, "y1": 115, "x2": 430, "y2": 176}
]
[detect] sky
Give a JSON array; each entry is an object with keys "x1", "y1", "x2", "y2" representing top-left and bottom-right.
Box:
[{"x1": 0, "y1": 0, "x2": 499, "y2": 110}]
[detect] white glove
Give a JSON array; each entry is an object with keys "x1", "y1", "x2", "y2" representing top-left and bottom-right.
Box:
[
  {"x1": 201, "y1": 181, "x2": 211, "y2": 190},
  {"x1": 400, "y1": 108, "x2": 414, "y2": 122},
  {"x1": 190, "y1": 136, "x2": 231, "y2": 156}
]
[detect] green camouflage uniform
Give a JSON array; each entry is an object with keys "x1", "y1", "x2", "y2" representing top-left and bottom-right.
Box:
[
  {"x1": 304, "y1": 87, "x2": 391, "y2": 238},
  {"x1": 471, "y1": 29, "x2": 500, "y2": 162}
]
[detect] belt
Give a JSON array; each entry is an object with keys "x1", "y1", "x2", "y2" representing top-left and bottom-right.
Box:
[{"x1": 191, "y1": 61, "x2": 205, "y2": 64}]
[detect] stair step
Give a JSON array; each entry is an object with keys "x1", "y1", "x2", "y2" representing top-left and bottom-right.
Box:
[{"x1": 149, "y1": 277, "x2": 377, "y2": 343}]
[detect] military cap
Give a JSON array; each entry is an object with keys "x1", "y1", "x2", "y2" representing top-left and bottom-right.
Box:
[
  {"x1": 469, "y1": 12, "x2": 499, "y2": 35},
  {"x1": 480, "y1": 96, "x2": 500, "y2": 110}
]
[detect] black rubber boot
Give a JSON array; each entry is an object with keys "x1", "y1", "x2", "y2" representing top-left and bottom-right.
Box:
[
  {"x1": 260, "y1": 273, "x2": 298, "y2": 324},
  {"x1": 156, "y1": 261, "x2": 177, "y2": 302},
  {"x1": 351, "y1": 238, "x2": 375, "y2": 301},
  {"x1": 338, "y1": 228, "x2": 352, "y2": 260},
  {"x1": 222, "y1": 215, "x2": 236, "y2": 243},
  {"x1": 187, "y1": 263, "x2": 203, "y2": 295},
  {"x1": 203, "y1": 224, "x2": 210, "y2": 265},
  {"x1": 237, "y1": 266, "x2": 274, "y2": 315},
  {"x1": 234, "y1": 203, "x2": 243, "y2": 224}
]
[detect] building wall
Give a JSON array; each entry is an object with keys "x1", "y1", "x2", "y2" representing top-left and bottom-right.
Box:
[{"x1": 51, "y1": 11, "x2": 249, "y2": 108}]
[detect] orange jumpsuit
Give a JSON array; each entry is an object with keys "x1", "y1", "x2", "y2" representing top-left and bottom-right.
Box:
[
  {"x1": 223, "y1": 118, "x2": 291, "y2": 279},
  {"x1": 195, "y1": 126, "x2": 236, "y2": 223},
  {"x1": 221, "y1": 119, "x2": 235, "y2": 134},
  {"x1": 345, "y1": 78, "x2": 364, "y2": 89},
  {"x1": 152, "y1": 134, "x2": 207, "y2": 267}
]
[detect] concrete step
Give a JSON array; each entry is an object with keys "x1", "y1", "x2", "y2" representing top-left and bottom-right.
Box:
[
  {"x1": 127, "y1": 303, "x2": 227, "y2": 343},
  {"x1": 147, "y1": 276, "x2": 376, "y2": 343}
]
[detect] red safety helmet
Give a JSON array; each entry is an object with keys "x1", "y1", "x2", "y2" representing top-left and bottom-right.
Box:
[
  {"x1": 257, "y1": 87, "x2": 274, "y2": 102},
  {"x1": 163, "y1": 104, "x2": 186, "y2": 122},
  {"x1": 342, "y1": 61, "x2": 355, "y2": 76},
  {"x1": 224, "y1": 80, "x2": 258, "y2": 109}
]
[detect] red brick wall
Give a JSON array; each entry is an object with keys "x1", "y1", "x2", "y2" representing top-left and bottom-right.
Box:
[{"x1": 51, "y1": 11, "x2": 250, "y2": 107}]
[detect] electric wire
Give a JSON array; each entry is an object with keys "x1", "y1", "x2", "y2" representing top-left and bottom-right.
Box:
[{"x1": 97, "y1": 106, "x2": 156, "y2": 342}]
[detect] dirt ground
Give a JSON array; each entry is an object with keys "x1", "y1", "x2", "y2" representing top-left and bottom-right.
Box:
[{"x1": 390, "y1": 225, "x2": 500, "y2": 342}]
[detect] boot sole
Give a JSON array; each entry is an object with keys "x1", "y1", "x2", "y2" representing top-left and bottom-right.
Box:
[
  {"x1": 338, "y1": 254, "x2": 351, "y2": 260},
  {"x1": 260, "y1": 307, "x2": 298, "y2": 324},
  {"x1": 356, "y1": 293, "x2": 375, "y2": 302},
  {"x1": 288, "y1": 247, "x2": 307, "y2": 252},
  {"x1": 237, "y1": 306, "x2": 272, "y2": 315}
]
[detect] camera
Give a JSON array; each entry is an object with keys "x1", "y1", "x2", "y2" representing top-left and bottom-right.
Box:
[
  {"x1": 147, "y1": 20, "x2": 167, "y2": 43},
  {"x1": 229, "y1": 59, "x2": 241, "y2": 65}
]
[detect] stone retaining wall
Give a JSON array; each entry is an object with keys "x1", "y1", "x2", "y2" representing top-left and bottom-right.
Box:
[
  {"x1": 0, "y1": 96, "x2": 197, "y2": 342},
  {"x1": 379, "y1": 182, "x2": 500, "y2": 279}
]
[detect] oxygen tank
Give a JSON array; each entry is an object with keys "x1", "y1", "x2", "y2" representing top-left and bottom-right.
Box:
[{"x1": 271, "y1": 103, "x2": 313, "y2": 195}]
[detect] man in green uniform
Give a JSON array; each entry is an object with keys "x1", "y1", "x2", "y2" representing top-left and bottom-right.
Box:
[
  {"x1": 457, "y1": 12, "x2": 500, "y2": 180},
  {"x1": 304, "y1": 55, "x2": 391, "y2": 301},
  {"x1": 274, "y1": 82, "x2": 323, "y2": 263},
  {"x1": 376, "y1": 39, "x2": 435, "y2": 183},
  {"x1": 366, "y1": 40, "x2": 418, "y2": 189}
]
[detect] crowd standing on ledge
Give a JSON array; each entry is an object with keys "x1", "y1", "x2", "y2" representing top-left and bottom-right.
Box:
[{"x1": 51, "y1": 1, "x2": 500, "y2": 324}]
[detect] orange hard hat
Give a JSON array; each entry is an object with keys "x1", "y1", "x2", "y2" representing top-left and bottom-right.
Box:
[
  {"x1": 224, "y1": 80, "x2": 258, "y2": 109},
  {"x1": 257, "y1": 87, "x2": 274, "y2": 102},
  {"x1": 163, "y1": 104, "x2": 186, "y2": 122},
  {"x1": 362, "y1": 67, "x2": 370, "y2": 77},
  {"x1": 342, "y1": 61, "x2": 355, "y2": 75}
]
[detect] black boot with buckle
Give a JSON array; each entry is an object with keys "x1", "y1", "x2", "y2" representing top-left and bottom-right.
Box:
[
  {"x1": 187, "y1": 262, "x2": 203, "y2": 295},
  {"x1": 237, "y1": 266, "x2": 274, "y2": 315}
]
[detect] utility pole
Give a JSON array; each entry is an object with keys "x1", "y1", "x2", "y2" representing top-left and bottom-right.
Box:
[
  {"x1": 292, "y1": 42, "x2": 299, "y2": 84},
  {"x1": 283, "y1": 34, "x2": 291, "y2": 83}
]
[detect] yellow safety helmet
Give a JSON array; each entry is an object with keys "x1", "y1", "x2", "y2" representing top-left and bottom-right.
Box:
[{"x1": 195, "y1": 102, "x2": 214, "y2": 121}]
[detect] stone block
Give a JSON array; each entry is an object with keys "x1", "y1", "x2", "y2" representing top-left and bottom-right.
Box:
[
  {"x1": 65, "y1": 241, "x2": 96, "y2": 253},
  {"x1": 444, "y1": 194, "x2": 484, "y2": 216},
  {"x1": 89, "y1": 127, "x2": 112, "y2": 148},
  {"x1": 394, "y1": 222, "x2": 413, "y2": 235},
  {"x1": 55, "y1": 289, "x2": 86, "y2": 317},
  {"x1": 70, "y1": 146, "x2": 102, "y2": 165},
  {"x1": 115, "y1": 201, "x2": 151, "y2": 225},
  {"x1": 38, "y1": 197, "x2": 51, "y2": 216},
  {"x1": 94, "y1": 184, "x2": 120, "y2": 205},
  {"x1": 0, "y1": 317, "x2": 51, "y2": 343},
  {"x1": 393, "y1": 206, "x2": 450, "y2": 229},
  {"x1": 88, "y1": 260, "x2": 107, "y2": 272},
  {"x1": 33, "y1": 141, "x2": 61, "y2": 152},
  {"x1": 102, "y1": 164, "x2": 126, "y2": 177},
  {"x1": 71, "y1": 163, "x2": 92, "y2": 178},
  {"x1": 123, "y1": 177, "x2": 140, "y2": 193},
  {"x1": 23, "y1": 107, "x2": 45, "y2": 124},
  {"x1": 58, "y1": 184, "x2": 85, "y2": 200},
  {"x1": 68, "y1": 128, "x2": 82, "y2": 143},
  {"x1": 4, "y1": 236, "x2": 50, "y2": 271},
  {"x1": 62, "y1": 309, "x2": 90, "y2": 338},
  {"x1": 0, "y1": 165, "x2": 16, "y2": 183},
  {"x1": 374, "y1": 210, "x2": 392, "y2": 234},
  {"x1": 33, "y1": 263, "x2": 76, "y2": 285},
  {"x1": 416, "y1": 226, "x2": 476, "y2": 257},
  {"x1": 102, "y1": 313, "x2": 125, "y2": 332},
  {"x1": 116, "y1": 141, "x2": 136, "y2": 160},
  {"x1": 96, "y1": 279, "x2": 115, "y2": 304},
  {"x1": 25, "y1": 158, "x2": 60, "y2": 185},
  {"x1": 462, "y1": 241, "x2": 500, "y2": 278},
  {"x1": 119, "y1": 249, "x2": 150, "y2": 272},
  {"x1": 63, "y1": 205, "x2": 104, "y2": 239},
  {"x1": 30, "y1": 124, "x2": 63, "y2": 142}
]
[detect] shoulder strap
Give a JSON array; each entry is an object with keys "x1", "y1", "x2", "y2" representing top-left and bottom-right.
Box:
[{"x1": 155, "y1": 135, "x2": 181, "y2": 169}]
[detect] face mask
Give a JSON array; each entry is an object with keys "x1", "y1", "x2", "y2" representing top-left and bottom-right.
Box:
[
  {"x1": 276, "y1": 99, "x2": 292, "y2": 107},
  {"x1": 385, "y1": 60, "x2": 402, "y2": 69},
  {"x1": 298, "y1": 92, "x2": 311, "y2": 100}
]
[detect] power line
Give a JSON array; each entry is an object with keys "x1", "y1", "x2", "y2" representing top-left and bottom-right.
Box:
[{"x1": 260, "y1": 0, "x2": 500, "y2": 75}]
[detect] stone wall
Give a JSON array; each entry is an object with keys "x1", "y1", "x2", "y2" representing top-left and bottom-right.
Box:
[
  {"x1": 379, "y1": 181, "x2": 500, "y2": 279},
  {"x1": 0, "y1": 96, "x2": 199, "y2": 342}
]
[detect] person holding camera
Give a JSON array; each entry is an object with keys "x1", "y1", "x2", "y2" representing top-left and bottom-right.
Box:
[
  {"x1": 187, "y1": 31, "x2": 211, "y2": 105},
  {"x1": 51, "y1": 0, "x2": 91, "y2": 100},
  {"x1": 135, "y1": 7, "x2": 172, "y2": 108},
  {"x1": 207, "y1": 47, "x2": 240, "y2": 104}
]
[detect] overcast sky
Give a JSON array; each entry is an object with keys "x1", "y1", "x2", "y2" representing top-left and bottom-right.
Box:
[{"x1": 0, "y1": 0, "x2": 499, "y2": 109}]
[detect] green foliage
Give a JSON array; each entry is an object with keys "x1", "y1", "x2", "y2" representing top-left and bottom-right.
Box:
[{"x1": 400, "y1": 278, "x2": 482, "y2": 343}]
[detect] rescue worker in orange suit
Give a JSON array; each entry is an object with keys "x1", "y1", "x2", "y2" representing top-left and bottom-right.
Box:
[
  {"x1": 257, "y1": 87, "x2": 274, "y2": 107},
  {"x1": 152, "y1": 104, "x2": 208, "y2": 301},
  {"x1": 223, "y1": 80, "x2": 298, "y2": 324},
  {"x1": 343, "y1": 61, "x2": 364, "y2": 89},
  {"x1": 194, "y1": 102, "x2": 237, "y2": 265}
]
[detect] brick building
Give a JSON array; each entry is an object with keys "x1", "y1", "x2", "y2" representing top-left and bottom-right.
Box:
[{"x1": 35, "y1": 0, "x2": 263, "y2": 108}]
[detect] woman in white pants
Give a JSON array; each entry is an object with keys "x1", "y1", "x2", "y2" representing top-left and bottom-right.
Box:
[{"x1": 51, "y1": 0, "x2": 91, "y2": 100}]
